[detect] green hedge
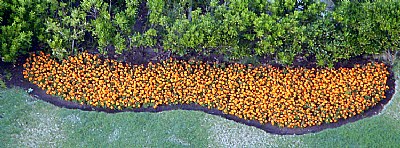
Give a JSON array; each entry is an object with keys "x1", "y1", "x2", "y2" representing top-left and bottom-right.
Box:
[
  {"x1": 1, "y1": 0, "x2": 399, "y2": 66},
  {"x1": 0, "y1": 0, "x2": 47, "y2": 62}
]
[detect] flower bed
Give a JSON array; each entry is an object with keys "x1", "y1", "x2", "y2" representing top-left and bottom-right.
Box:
[{"x1": 23, "y1": 52, "x2": 390, "y2": 128}]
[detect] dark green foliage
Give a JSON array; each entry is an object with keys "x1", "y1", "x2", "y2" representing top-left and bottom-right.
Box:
[
  {"x1": 1, "y1": 0, "x2": 399, "y2": 66},
  {"x1": 45, "y1": 0, "x2": 88, "y2": 59},
  {"x1": 0, "y1": 76, "x2": 6, "y2": 89},
  {"x1": 1, "y1": 0, "x2": 141, "y2": 61},
  {"x1": 58, "y1": 0, "x2": 140, "y2": 57},
  {"x1": 161, "y1": 0, "x2": 258, "y2": 58},
  {"x1": 334, "y1": 1, "x2": 400, "y2": 54},
  {"x1": 307, "y1": 0, "x2": 400, "y2": 66},
  {"x1": 0, "y1": 80, "x2": 6, "y2": 89},
  {"x1": 0, "y1": 0, "x2": 48, "y2": 62}
]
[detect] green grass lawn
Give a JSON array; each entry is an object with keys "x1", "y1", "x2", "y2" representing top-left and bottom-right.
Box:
[{"x1": 1, "y1": 60, "x2": 399, "y2": 147}]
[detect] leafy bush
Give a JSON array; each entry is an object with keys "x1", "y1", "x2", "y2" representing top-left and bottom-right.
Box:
[
  {"x1": 333, "y1": 0, "x2": 400, "y2": 54},
  {"x1": 304, "y1": 0, "x2": 400, "y2": 67},
  {"x1": 0, "y1": 75, "x2": 6, "y2": 89},
  {"x1": 45, "y1": 0, "x2": 88, "y2": 59},
  {"x1": 0, "y1": 0, "x2": 48, "y2": 62},
  {"x1": 1, "y1": 0, "x2": 399, "y2": 66},
  {"x1": 162, "y1": 0, "x2": 258, "y2": 59},
  {"x1": 1, "y1": 0, "x2": 141, "y2": 61},
  {"x1": 0, "y1": 79, "x2": 6, "y2": 89}
]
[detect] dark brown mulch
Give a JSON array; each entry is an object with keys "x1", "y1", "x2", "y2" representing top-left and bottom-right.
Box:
[{"x1": 0, "y1": 51, "x2": 396, "y2": 135}]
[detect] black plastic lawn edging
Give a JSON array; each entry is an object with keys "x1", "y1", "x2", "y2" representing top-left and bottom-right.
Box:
[{"x1": 1, "y1": 58, "x2": 396, "y2": 135}]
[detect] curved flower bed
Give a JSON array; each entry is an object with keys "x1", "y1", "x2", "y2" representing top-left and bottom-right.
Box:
[{"x1": 23, "y1": 52, "x2": 390, "y2": 128}]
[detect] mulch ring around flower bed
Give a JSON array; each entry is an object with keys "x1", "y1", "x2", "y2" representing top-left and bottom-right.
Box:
[{"x1": 0, "y1": 54, "x2": 396, "y2": 135}]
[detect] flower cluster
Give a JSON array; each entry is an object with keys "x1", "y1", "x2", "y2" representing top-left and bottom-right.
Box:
[{"x1": 23, "y1": 52, "x2": 390, "y2": 128}]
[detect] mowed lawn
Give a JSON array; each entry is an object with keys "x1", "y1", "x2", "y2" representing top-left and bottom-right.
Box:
[{"x1": 1, "y1": 60, "x2": 399, "y2": 147}]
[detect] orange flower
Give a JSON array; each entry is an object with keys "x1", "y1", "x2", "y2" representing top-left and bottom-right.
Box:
[{"x1": 23, "y1": 52, "x2": 390, "y2": 128}]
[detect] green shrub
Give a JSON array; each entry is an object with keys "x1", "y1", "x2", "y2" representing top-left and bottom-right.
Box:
[
  {"x1": 0, "y1": 78, "x2": 6, "y2": 89},
  {"x1": 82, "y1": 0, "x2": 140, "y2": 55},
  {"x1": 1, "y1": 0, "x2": 399, "y2": 67},
  {"x1": 0, "y1": 0, "x2": 49, "y2": 62},
  {"x1": 305, "y1": 0, "x2": 400, "y2": 66},
  {"x1": 334, "y1": 0, "x2": 400, "y2": 54},
  {"x1": 161, "y1": 0, "x2": 258, "y2": 59},
  {"x1": 45, "y1": 0, "x2": 87, "y2": 59},
  {"x1": 253, "y1": 0, "x2": 326, "y2": 65}
]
